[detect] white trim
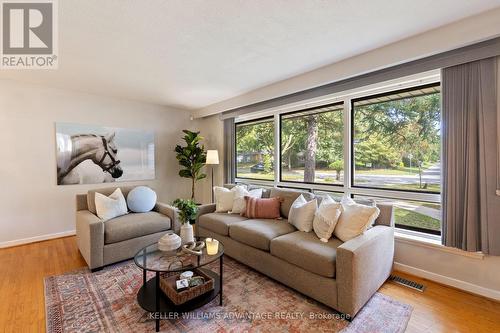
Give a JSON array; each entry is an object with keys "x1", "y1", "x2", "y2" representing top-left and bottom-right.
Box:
[
  {"x1": 395, "y1": 232, "x2": 485, "y2": 259},
  {"x1": 0, "y1": 230, "x2": 76, "y2": 249},
  {"x1": 393, "y1": 262, "x2": 500, "y2": 301}
]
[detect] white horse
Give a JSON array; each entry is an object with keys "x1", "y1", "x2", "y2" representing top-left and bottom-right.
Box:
[{"x1": 56, "y1": 133, "x2": 123, "y2": 185}]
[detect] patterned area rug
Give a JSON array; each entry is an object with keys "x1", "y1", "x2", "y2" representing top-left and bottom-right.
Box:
[{"x1": 45, "y1": 257, "x2": 412, "y2": 333}]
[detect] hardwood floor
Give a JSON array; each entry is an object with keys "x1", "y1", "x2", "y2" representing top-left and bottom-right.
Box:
[{"x1": 0, "y1": 236, "x2": 499, "y2": 332}]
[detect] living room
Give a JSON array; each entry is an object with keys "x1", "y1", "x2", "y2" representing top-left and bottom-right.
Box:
[{"x1": 1, "y1": 1, "x2": 500, "y2": 332}]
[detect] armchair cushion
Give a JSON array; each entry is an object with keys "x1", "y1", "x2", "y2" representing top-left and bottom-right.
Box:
[{"x1": 104, "y1": 212, "x2": 171, "y2": 244}]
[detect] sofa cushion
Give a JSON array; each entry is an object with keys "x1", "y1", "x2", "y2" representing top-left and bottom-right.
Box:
[
  {"x1": 269, "y1": 188, "x2": 315, "y2": 218},
  {"x1": 104, "y1": 212, "x2": 171, "y2": 244},
  {"x1": 198, "y1": 213, "x2": 248, "y2": 236},
  {"x1": 87, "y1": 186, "x2": 136, "y2": 215},
  {"x1": 270, "y1": 231, "x2": 343, "y2": 278},
  {"x1": 229, "y1": 219, "x2": 296, "y2": 251}
]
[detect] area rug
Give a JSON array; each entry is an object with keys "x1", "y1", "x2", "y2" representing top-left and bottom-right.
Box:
[{"x1": 45, "y1": 257, "x2": 412, "y2": 332}]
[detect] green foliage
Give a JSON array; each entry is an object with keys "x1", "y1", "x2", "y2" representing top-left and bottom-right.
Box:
[
  {"x1": 263, "y1": 155, "x2": 273, "y2": 173},
  {"x1": 173, "y1": 198, "x2": 198, "y2": 225},
  {"x1": 355, "y1": 138, "x2": 400, "y2": 169},
  {"x1": 329, "y1": 160, "x2": 344, "y2": 180},
  {"x1": 174, "y1": 130, "x2": 207, "y2": 199}
]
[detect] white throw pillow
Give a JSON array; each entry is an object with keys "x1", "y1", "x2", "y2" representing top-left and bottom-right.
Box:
[
  {"x1": 313, "y1": 196, "x2": 343, "y2": 242},
  {"x1": 334, "y1": 201, "x2": 380, "y2": 242},
  {"x1": 288, "y1": 194, "x2": 317, "y2": 232},
  {"x1": 213, "y1": 186, "x2": 247, "y2": 213},
  {"x1": 232, "y1": 188, "x2": 263, "y2": 214},
  {"x1": 95, "y1": 188, "x2": 128, "y2": 221}
]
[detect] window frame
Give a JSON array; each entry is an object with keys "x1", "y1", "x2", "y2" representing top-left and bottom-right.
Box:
[
  {"x1": 278, "y1": 101, "x2": 345, "y2": 187},
  {"x1": 350, "y1": 82, "x2": 441, "y2": 195},
  {"x1": 233, "y1": 78, "x2": 442, "y2": 236},
  {"x1": 352, "y1": 193, "x2": 441, "y2": 236},
  {"x1": 234, "y1": 116, "x2": 276, "y2": 182}
]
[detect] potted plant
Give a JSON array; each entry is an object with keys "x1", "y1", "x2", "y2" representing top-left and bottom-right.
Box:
[
  {"x1": 174, "y1": 130, "x2": 207, "y2": 200},
  {"x1": 173, "y1": 198, "x2": 198, "y2": 244}
]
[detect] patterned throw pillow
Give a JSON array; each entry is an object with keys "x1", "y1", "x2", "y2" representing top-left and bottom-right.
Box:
[
  {"x1": 232, "y1": 188, "x2": 263, "y2": 214},
  {"x1": 242, "y1": 196, "x2": 282, "y2": 219}
]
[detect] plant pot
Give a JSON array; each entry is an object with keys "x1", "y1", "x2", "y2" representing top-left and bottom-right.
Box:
[{"x1": 180, "y1": 223, "x2": 194, "y2": 245}]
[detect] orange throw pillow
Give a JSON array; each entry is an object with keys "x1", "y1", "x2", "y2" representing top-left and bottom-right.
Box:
[{"x1": 242, "y1": 196, "x2": 281, "y2": 219}]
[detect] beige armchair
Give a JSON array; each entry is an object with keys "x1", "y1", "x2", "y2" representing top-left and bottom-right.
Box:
[{"x1": 75, "y1": 186, "x2": 179, "y2": 271}]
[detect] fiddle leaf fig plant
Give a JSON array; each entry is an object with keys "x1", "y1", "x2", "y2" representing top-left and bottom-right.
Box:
[
  {"x1": 173, "y1": 198, "x2": 198, "y2": 225},
  {"x1": 174, "y1": 130, "x2": 207, "y2": 200}
]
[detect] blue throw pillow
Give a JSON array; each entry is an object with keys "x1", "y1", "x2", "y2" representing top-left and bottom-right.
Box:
[{"x1": 127, "y1": 186, "x2": 157, "y2": 213}]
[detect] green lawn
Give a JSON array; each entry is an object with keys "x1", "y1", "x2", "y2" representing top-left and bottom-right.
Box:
[
  {"x1": 355, "y1": 163, "x2": 434, "y2": 175},
  {"x1": 394, "y1": 207, "x2": 441, "y2": 231},
  {"x1": 384, "y1": 183, "x2": 441, "y2": 192}
]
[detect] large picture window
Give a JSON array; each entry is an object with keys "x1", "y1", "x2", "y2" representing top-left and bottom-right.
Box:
[
  {"x1": 352, "y1": 84, "x2": 441, "y2": 193},
  {"x1": 280, "y1": 103, "x2": 344, "y2": 185},
  {"x1": 234, "y1": 81, "x2": 442, "y2": 235},
  {"x1": 235, "y1": 118, "x2": 275, "y2": 181}
]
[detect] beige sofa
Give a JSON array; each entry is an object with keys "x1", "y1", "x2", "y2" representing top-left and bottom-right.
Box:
[
  {"x1": 197, "y1": 185, "x2": 394, "y2": 318},
  {"x1": 76, "y1": 186, "x2": 179, "y2": 271}
]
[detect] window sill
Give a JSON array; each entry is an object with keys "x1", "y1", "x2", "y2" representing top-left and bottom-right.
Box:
[{"x1": 395, "y1": 228, "x2": 484, "y2": 259}]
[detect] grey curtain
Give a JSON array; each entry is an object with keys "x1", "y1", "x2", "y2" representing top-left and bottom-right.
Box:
[
  {"x1": 223, "y1": 117, "x2": 235, "y2": 184},
  {"x1": 442, "y1": 57, "x2": 500, "y2": 255}
]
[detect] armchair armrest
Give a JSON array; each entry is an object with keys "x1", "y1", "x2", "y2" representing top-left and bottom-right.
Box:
[
  {"x1": 336, "y1": 225, "x2": 394, "y2": 317},
  {"x1": 154, "y1": 202, "x2": 180, "y2": 233},
  {"x1": 195, "y1": 203, "x2": 216, "y2": 224},
  {"x1": 75, "y1": 210, "x2": 104, "y2": 270}
]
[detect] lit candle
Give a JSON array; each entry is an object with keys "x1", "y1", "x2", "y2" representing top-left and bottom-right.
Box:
[{"x1": 206, "y1": 238, "x2": 219, "y2": 255}]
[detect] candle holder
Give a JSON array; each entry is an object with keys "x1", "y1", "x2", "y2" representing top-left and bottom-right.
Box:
[{"x1": 205, "y1": 238, "x2": 219, "y2": 255}]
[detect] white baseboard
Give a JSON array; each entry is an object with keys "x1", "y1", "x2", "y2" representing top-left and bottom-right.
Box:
[
  {"x1": 0, "y1": 230, "x2": 76, "y2": 249},
  {"x1": 393, "y1": 262, "x2": 500, "y2": 301}
]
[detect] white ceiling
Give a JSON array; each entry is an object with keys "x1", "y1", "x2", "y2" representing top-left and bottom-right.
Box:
[{"x1": 2, "y1": 0, "x2": 500, "y2": 110}]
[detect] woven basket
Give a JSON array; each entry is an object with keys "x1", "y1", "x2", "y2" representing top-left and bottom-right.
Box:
[{"x1": 159, "y1": 269, "x2": 214, "y2": 305}]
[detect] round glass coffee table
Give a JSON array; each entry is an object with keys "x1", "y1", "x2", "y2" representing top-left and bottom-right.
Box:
[{"x1": 134, "y1": 236, "x2": 224, "y2": 332}]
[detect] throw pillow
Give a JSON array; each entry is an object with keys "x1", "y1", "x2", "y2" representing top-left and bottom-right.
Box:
[
  {"x1": 95, "y1": 188, "x2": 128, "y2": 220},
  {"x1": 242, "y1": 197, "x2": 281, "y2": 219},
  {"x1": 127, "y1": 186, "x2": 157, "y2": 213},
  {"x1": 334, "y1": 202, "x2": 380, "y2": 242},
  {"x1": 232, "y1": 188, "x2": 263, "y2": 214},
  {"x1": 287, "y1": 195, "x2": 317, "y2": 232},
  {"x1": 213, "y1": 185, "x2": 246, "y2": 212},
  {"x1": 313, "y1": 196, "x2": 342, "y2": 242}
]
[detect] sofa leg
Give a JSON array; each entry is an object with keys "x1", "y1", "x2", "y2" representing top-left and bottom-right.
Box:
[{"x1": 91, "y1": 267, "x2": 103, "y2": 273}]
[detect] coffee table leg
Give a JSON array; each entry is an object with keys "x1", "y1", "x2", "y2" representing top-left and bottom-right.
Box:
[
  {"x1": 155, "y1": 272, "x2": 160, "y2": 332},
  {"x1": 219, "y1": 254, "x2": 223, "y2": 306},
  {"x1": 143, "y1": 269, "x2": 146, "y2": 286}
]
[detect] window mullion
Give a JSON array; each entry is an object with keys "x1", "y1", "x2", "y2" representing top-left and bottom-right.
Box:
[
  {"x1": 273, "y1": 114, "x2": 280, "y2": 187},
  {"x1": 344, "y1": 98, "x2": 352, "y2": 198}
]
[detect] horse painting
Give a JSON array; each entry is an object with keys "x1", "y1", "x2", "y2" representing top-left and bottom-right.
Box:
[{"x1": 56, "y1": 133, "x2": 123, "y2": 185}]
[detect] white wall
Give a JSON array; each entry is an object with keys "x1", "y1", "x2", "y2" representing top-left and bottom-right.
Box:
[
  {"x1": 0, "y1": 79, "x2": 196, "y2": 247},
  {"x1": 194, "y1": 115, "x2": 225, "y2": 204}
]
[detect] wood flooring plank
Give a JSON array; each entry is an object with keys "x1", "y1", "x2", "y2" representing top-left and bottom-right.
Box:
[{"x1": 0, "y1": 236, "x2": 499, "y2": 332}]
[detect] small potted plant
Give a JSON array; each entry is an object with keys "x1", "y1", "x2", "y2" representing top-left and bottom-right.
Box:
[{"x1": 173, "y1": 198, "x2": 198, "y2": 244}]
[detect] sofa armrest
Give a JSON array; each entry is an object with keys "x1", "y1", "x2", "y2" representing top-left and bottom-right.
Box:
[
  {"x1": 75, "y1": 210, "x2": 104, "y2": 270},
  {"x1": 154, "y1": 202, "x2": 180, "y2": 233},
  {"x1": 336, "y1": 225, "x2": 394, "y2": 317},
  {"x1": 195, "y1": 203, "x2": 216, "y2": 223}
]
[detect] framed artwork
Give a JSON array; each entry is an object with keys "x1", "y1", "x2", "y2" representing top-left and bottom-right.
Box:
[{"x1": 55, "y1": 123, "x2": 155, "y2": 185}]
